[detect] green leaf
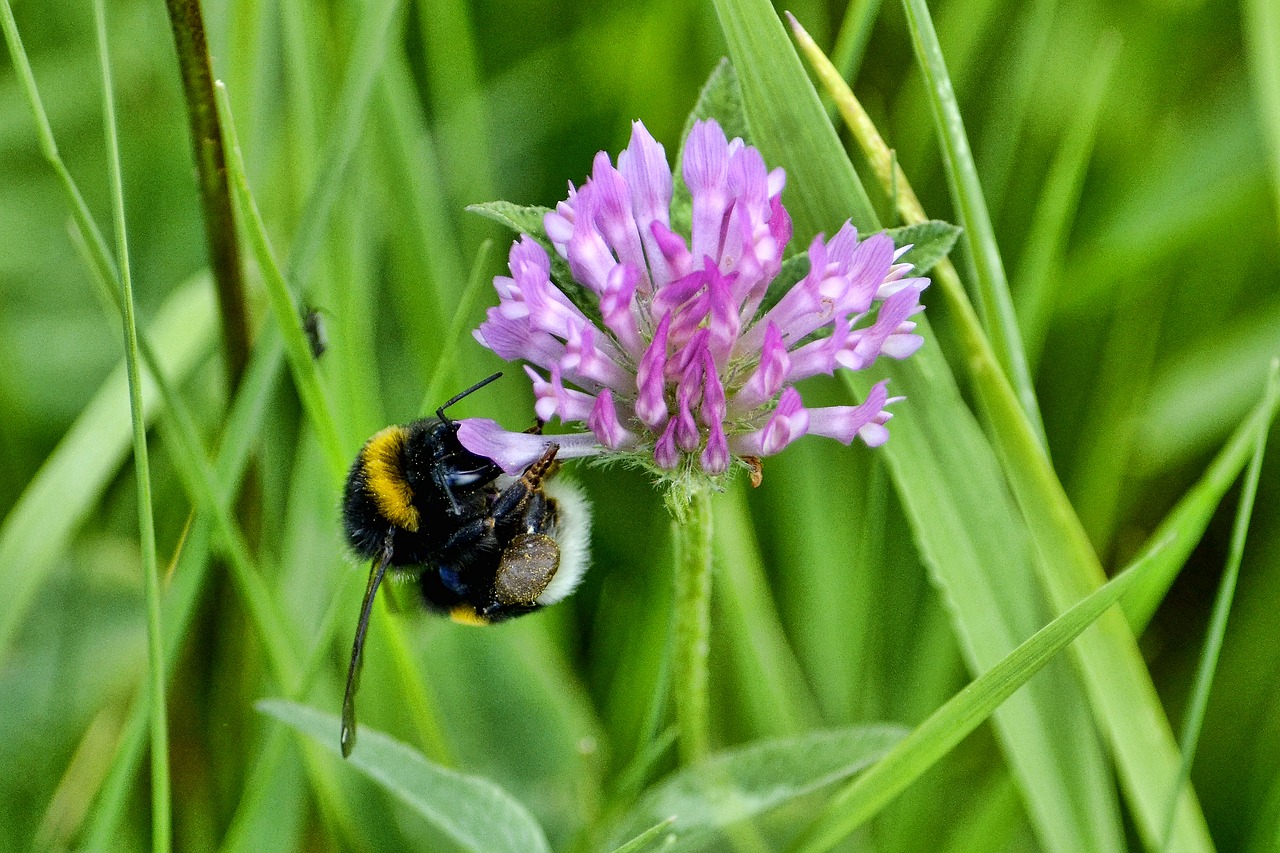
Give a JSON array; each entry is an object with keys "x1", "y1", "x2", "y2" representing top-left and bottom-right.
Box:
[
  {"x1": 608, "y1": 725, "x2": 905, "y2": 851},
  {"x1": 884, "y1": 220, "x2": 962, "y2": 275},
  {"x1": 467, "y1": 199, "x2": 552, "y2": 238},
  {"x1": 774, "y1": 7, "x2": 1216, "y2": 851},
  {"x1": 259, "y1": 700, "x2": 552, "y2": 853}
]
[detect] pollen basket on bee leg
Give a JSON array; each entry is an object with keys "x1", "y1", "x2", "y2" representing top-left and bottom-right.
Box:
[{"x1": 360, "y1": 426, "x2": 420, "y2": 532}]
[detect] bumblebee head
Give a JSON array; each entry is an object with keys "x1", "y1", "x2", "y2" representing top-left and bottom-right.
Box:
[{"x1": 402, "y1": 418, "x2": 501, "y2": 514}]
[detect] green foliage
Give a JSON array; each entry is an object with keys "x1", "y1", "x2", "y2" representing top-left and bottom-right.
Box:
[
  {"x1": 1, "y1": 0, "x2": 1277, "y2": 851},
  {"x1": 262, "y1": 700, "x2": 553, "y2": 853}
]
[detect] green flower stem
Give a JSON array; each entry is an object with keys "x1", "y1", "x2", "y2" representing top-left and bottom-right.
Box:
[
  {"x1": 672, "y1": 482, "x2": 715, "y2": 765},
  {"x1": 162, "y1": 0, "x2": 250, "y2": 389},
  {"x1": 94, "y1": 3, "x2": 170, "y2": 851}
]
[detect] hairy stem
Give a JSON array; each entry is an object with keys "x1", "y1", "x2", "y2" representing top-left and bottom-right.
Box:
[{"x1": 672, "y1": 482, "x2": 714, "y2": 765}]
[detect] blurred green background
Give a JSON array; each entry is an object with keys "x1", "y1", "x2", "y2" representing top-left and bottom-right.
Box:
[{"x1": 1, "y1": 0, "x2": 1278, "y2": 850}]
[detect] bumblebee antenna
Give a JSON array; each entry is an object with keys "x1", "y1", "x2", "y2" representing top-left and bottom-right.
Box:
[
  {"x1": 340, "y1": 532, "x2": 395, "y2": 758},
  {"x1": 436, "y1": 372, "x2": 502, "y2": 428}
]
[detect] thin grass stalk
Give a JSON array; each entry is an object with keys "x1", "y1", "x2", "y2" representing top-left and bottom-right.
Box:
[
  {"x1": 93, "y1": 2, "x2": 170, "y2": 849},
  {"x1": 672, "y1": 483, "x2": 714, "y2": 765},
  {"x1": 1158, "y1": 363, "x2": 1278, "y2": 851},
  {"x1": 898, "y1": 0, "x2": 1045, "y2": 446},
  {"x1": 83, "y1": 341, "x2": 281, "y2": 848},
  {"x1": 162, "y1": 0, "x2": 250, "y2": 388},
  {"x1": 285, "y1": 0, "x2": 403, "y2": 288}
]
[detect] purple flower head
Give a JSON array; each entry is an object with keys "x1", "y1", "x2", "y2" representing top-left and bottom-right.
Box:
[{"x1": 460, "y1": 119, "x2": 928, "y2": 488}]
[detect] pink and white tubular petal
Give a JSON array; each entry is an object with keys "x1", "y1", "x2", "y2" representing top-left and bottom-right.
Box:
[
  {"x1": 599, "y1": 263, "x2": 644, "y2": 357},
  {"x1": 733, "y1": 322, "x2": 790, "y2": 412},
  {"x1": 617, "y1": 122, "x2": 675, "y2": 292},
  {"x1": 683, "y1": 120, "x2": 732, "y2": 263},
  {"x1": 805, "y1": 380, "x2": 895, "y2": 447},
  {"x1": 527, "y1": 364, "x2": 597, "y2": 423},
  {"x1": 587, "y1": 388, "x2": 638, "y2": 450},
  {"x1": 562, "y1": 323, "x2": 632, "y2": 392},
  {"x1": 837, "y1": 286, "x2": 922, "y2": 372},
  {"x1": 701, "y1": 418, "x2": 730, "y2": 474},
  {"x1": 589, "y1": 152, "x2": 649, "y2": 277},
  {"x1": 457, "y1": 419, "x2": 604, "y2": 475},
  {"x1": 654, "y1": 418, "x2": 680, "y2": 469},
  {"x1": 733, "y1": 386, "x2": 810, "y2": 457},
  {"x1": 634, "y1": 311, "x2": 672, "y2": 428},
  {"x1": 474, "y1": 309, "x2": 565, "y2": 369}
]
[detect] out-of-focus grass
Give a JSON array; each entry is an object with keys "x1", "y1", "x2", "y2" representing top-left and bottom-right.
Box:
[{"x1": 0, "y1": 0, "x2": 1277, "y2": 851}]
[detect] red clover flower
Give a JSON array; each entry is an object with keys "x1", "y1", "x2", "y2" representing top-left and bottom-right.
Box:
[{"x1": 458, "y1": 119, "x2": 927, "y2": 495}]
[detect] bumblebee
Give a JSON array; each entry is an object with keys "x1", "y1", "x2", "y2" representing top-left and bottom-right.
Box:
[{"x1": 338, "y1": 373, "x2": 591, "y2": 756}]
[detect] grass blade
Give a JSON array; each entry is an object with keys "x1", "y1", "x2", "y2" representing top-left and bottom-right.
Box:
[
  {"x1": 1014, "y1": 34, "x2": 1120, "y2": 373},
  {"x1": 899, "y1": 0, "x2": 1044, "y2": 444},
  {"x1": 1124, "y1": 366, "x2": 1280, "y2": 631},
  {"x1": 1243, "y1": 0, "x2": 1280, "y2": 235},
  {"x1": 214, "y1": 79, "x2": 346, "y2": 476},
  {"x1": 1158, "y1": 362, "x2": 1276, "y2": 850},
  {"x1": 93, "y1": 1, "x2": 169, "y2": 848}
]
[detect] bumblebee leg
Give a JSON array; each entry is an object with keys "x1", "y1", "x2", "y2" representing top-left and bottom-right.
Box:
[
  {"x1": 487, "y1": 443, "x2": 560, "y2": 526},
  {"x1": 341, "y1": 531, "x2": 394, "y2": 758}
]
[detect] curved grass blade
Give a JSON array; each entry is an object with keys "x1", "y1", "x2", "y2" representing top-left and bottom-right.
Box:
[
  {"x1": 610, "y1": 817, "x2": 676, "y2": 853},
  {"x1": 260, "y1": 700, "x2": 552, "y2": 853},
  {"x1": 1243, "y1": 0, "x2": 1280, "y2": 234},
  {"x1": 0, "y1": 279, "x2": 214, "y2": 661},
  {"x1": 1125, "y1": 364, "x2": 1280, "y2": 631}
]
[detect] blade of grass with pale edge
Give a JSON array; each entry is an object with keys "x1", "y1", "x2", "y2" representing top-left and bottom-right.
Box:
[
  {"x1": 899, "y1": 0, "x2": 1043, "y2": 444},
  {"x1": 260, "y1": 700, "x2": 553, "y2": 853},
  {"x1": 785, "y1": 11, "x2": 1217, "y2": 849},
  {"x1": 713, "y1": 5, "x2": 1125, "y2": 852},
  {"x1": 0, "y1": 279, "x2": 214, "y2": 661}
]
